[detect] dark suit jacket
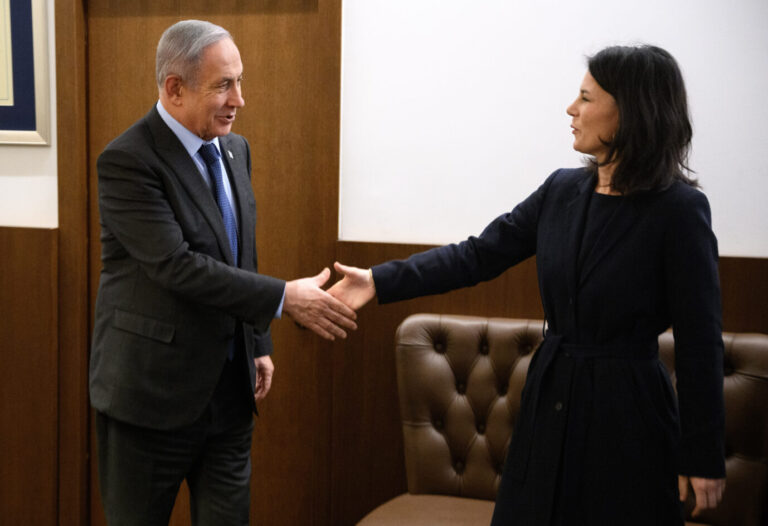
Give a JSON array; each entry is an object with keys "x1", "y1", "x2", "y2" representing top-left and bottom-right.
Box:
[
  {"x1": 373, "y1": 168, "x2": 725, "y2": 524},
  {"x1": 89, "y1": 106, "x2": 285, "y2": 430}
]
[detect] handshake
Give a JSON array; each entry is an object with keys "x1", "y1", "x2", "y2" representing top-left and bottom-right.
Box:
[{"x1": 282, "y1": 262, "x2": 376, "y2": 341}]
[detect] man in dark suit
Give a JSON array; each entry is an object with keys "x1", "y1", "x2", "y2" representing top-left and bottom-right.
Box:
[{"x1": 89, "y1": 20, "x2": 356, "y2": 525}]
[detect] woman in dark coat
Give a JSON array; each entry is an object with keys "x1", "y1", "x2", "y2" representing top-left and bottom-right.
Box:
[{"x1": 329, "y1": 45, "x2": 726, "y2": 525}]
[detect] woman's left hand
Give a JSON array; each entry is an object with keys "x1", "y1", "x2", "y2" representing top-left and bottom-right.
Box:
[{"x1": 678, "y1": 475, "x2": 726, "y2": 517}]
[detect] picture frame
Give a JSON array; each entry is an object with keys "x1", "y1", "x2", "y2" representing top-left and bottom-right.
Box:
[{"x1": 0, "y1": 0, "x2": 49, "y2": 145}]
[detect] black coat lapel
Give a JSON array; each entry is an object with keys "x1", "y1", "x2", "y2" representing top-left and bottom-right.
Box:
[
  {"x1": 563, "y1": 175, "x2": 595, "y2": 300},
  {"x1": 145, "y1": 107, "x2": 236, "y2": 266},
  {"x1": 577, "y1": 196, "x2": 640, "y2": 288}
]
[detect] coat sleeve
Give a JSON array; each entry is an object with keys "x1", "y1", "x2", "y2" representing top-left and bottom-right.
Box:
[
  {"x1": 372, "y1": 170, "x2": 558, "y2": 304},
  {"x1": 664, "y1": 188, "x2": 726, "y2": 478},
  {"x1": 97, "y1": 144, "x2": 285, "y2": 333}
]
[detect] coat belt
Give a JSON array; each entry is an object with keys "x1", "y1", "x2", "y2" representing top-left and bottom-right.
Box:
[{"x1": 506, "y1": 334, "x2": 659, "y2": 482}]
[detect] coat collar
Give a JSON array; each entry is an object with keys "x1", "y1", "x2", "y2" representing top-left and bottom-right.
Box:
[{"x1": 561, "y1": 171, "x2": 640, "y2": 290}]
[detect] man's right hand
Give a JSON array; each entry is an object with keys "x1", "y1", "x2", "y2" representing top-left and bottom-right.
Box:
[{"x1": 283, "y1": 268, "x2": 358, "y2": 340}]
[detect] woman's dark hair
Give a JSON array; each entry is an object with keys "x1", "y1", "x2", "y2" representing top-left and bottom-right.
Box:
[{"x1": 587, "y1": 45, "x2": 697, "y2": 194}]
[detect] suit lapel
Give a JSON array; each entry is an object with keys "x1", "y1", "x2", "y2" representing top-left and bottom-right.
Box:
[
  {"x1": 146, "y1": 107, "x2": 236, "y2": 266},
  {"x1": 220, "y1": 134, "x2": 254, "y2": 268}
]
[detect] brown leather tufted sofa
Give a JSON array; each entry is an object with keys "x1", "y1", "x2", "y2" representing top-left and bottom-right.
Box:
[{"x1": 357, "y1": 314, "x2": 768, "y2": 526}]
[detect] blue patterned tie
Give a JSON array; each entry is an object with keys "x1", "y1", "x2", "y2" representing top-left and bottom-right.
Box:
[
  {"x1": 199, "y1": 143, "x2": 239, "y2": 265},
  {"x1": 199, "y1": 143, "x2": 239, "y2": 360}
]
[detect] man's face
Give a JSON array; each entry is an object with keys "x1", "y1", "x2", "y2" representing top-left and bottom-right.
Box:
[{"x1": 179, "y1": 38, "x2": 244, "y2": 140}]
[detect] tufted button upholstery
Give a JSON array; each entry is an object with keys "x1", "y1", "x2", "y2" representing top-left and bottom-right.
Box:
[
  {"x1": 358, "y1": 315, "x2": 768, "y2": 526},
  {"x1": 393, "y1": 314, "x2": 543, "y2": 501}
]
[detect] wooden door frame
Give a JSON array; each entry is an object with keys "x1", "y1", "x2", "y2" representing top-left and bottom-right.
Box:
[{"x1": 56, "y1": 0, "x2": 90, "y2": 524}]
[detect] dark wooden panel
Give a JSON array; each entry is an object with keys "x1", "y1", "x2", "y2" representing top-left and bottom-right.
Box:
[
  {"x1": 330, "y1": 241, "x2": 542, "y2": 525},
  {"x1": 0, "y1": 227, "x2": 58, "y2": 525},
  {"x1": 87, "y1": 0, "x2": 318, "y2": 16},
  {"x1": 719, "y1": 257, "x2": 768, "y2": 334},
  {"x1": 55, "y1": 0, "x2": 92, "y2": 524},
  {"x1": 230, "y1": 4, "x2": 342, "y2": 522},
  {"x1": 86, "y1": 1, "x2": 342, "y2": 524}
]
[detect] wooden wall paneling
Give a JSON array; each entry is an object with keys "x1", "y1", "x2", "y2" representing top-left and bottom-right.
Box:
[
  {"x1": 232, "y1": 3, "x2": 343, "y2": 523},
  {"x1": 0, "y1": 228, "x2": 59, "y2": 525},
  {"x1": 86, "y1": 1, "x2": 340, "y2": 524},
  {"x1": 719, "y1": 257, "x2": 768, "y2": 334},
  {"x1": 330, "y1": 241, "x2": 542, "y2": 524},
  {"x1": 56, "y1": 0, "x2": 91, "y2": 524}
]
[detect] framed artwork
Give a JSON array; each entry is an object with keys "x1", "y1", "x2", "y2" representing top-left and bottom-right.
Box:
[{"x1": 0, "y1": 0, "x2": 49, "y2": 145}]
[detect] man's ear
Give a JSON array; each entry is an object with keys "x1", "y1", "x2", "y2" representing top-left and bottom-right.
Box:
[{"x1": 162, "y1": 75, "x2": 184, "y2": 106}]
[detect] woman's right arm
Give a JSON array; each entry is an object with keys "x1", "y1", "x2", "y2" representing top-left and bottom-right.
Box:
[{"x1": 367, "y1": 171, "x2": 559, "y2": 304}]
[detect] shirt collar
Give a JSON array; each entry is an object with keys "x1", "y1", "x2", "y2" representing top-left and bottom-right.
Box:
[{"x1": 156, "y1": 100, "x2": 220, "y2": 157}]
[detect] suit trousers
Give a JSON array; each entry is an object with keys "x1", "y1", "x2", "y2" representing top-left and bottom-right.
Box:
[{"x1": 96, "y1": 347, "x2": 255, "y2": 526}]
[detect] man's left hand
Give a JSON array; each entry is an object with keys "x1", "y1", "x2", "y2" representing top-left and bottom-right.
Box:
[{"x1": 253, "y1": 355, "x2": 274, "y2": 402}]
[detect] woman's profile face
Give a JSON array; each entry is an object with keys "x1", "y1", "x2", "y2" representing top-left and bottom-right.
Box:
[{"x1": 566, "y1": 72, "x2": 619, "y2": 163}]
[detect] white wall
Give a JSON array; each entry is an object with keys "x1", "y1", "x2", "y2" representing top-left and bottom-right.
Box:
[
  {"x1": 339, "y1": 0, "x2": 768, "y2": 258},
  {"x1": 0, "y1": 0, "x2": 56, "y2": 228}
]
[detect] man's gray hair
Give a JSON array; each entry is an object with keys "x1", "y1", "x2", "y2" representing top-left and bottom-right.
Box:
[{"x1": 156, "y1": 20, "x2": 232, "y2": 88}]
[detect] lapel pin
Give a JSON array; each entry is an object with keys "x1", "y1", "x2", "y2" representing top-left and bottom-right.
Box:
[{"x1": 227, "y1": 150, "x2": 234, "y2": 159}]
